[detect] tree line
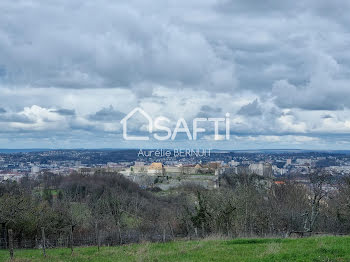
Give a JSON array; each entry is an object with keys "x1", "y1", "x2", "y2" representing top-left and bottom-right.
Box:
[{"x1": 1, "y1": 169, "x2": 350, "y2": 248}]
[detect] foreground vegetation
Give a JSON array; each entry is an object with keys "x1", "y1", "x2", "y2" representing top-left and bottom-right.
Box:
[
  {"x1": 1, "y1": 236, "x2": 350, "y2": 262},
  {"x1": 2, "y1": 170, "x2": 350, "y2": 247}
]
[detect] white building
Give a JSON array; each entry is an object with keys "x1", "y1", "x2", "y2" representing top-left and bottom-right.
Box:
[{"x1": 31, "y1": 166, "x2": 40, "y2": 174}]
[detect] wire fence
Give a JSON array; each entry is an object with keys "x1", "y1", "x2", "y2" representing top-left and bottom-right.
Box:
[
  {"x1": 1, "y1": 228, "x2": 345, "y2": 253},
  {"x1": 0, "y1": 228, "x2": 186, "y2": 251}
]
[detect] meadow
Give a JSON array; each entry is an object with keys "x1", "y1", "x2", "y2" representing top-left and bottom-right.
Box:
[{"x1": 1, "y1": 236, "x2": 350, "y2": 262}]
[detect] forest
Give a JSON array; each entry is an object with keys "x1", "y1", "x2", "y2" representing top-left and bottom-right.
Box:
[{"x1": 1, "y1": 170, "x2": 350, "y2": 248}]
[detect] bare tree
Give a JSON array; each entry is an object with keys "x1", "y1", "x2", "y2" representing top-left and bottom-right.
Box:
[{"x1": 303, "y1": 170, "x2": 330, "y2": 232}]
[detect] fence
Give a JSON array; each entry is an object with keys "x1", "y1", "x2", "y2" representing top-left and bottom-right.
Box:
[
  {"x1": 0, "y1": 227, "x2": 186, "y2": 251},
  {"x1": 2, "y1": 227, "x2": 344, "y2": 259}
]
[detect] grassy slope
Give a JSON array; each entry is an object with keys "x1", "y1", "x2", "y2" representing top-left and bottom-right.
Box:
[{"x1": 1, "y1": 236, "x2": 350, "y2": 262}]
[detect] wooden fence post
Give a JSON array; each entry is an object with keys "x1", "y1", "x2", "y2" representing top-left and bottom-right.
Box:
[
  {"x1": 8, "y1": 229, "x2": 14, "y2": 260},
  {"x1": 168, "y1": 222, "x2": 175, "y2": 240},
  {"x1": 95, "y1": 222, "x2": 100, "y2": 252},
  {"x1": 69, "y1": 225, "x2": 74, "y2": 255},
  {"x1": 163, "y1": 228, "x2": 166, "y2": 242},
  {"x1": 201, "y1": 222, "x2": 205, "y2": 238},
  {"x1": 41, "y1": 227, "x2": 46, "y2": 257}
]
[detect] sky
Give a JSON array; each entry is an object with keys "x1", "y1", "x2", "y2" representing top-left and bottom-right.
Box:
[{"x1": 0, "y1": 0, "x2": 350, "y2": 149}]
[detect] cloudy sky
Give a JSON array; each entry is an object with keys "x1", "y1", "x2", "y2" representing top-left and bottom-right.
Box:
[{"x1": 1, "y1": 0, "x2": 350, "y2": 149}]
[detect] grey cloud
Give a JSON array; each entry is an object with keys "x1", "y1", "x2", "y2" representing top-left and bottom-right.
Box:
[
  {"x1": 0, "y1": 113, "x2": 34, "y2": 123},
  {"x1": 272, "y1": 79, "x2": 348, "y2": 111},
  {"x1": 89, "y1": 106, "x2": 125, "y2": 121},
  {"x1": 0, "y1": 108, "x2": 6, "y2": 113},
  {"x1": 0, "y1": 0, "x2": 350, "y2": 148},
  {"x1": 271, "y1": 48, "x2": 350, "y2": 111},
  {"x1": 215, "y1": 0, "x2": 300, "y2": 15},
  {"x1": 216, "y1": 0, "x2": 350, "y2": 22},
  {"x1": 322, "y1": 114, "x2": 334, "y2": 119},
  {"x1": 68, "y1": 121, "x2": 97, "y2": 132},
  {"x1": 0, "y1": 0, "x2": 237, "y2": 92},
  {"x1": 196, "y1": 105, "x2": 222, "y2": 118},
  {"x1": 200, "y1": 105, "x2": 222, "y2": 113},
  {"x1": 0, "y1": 0, "x2": 349, "y2": 98},
  {"x1": 52, "y1": 109, "x2": 76, "y2": 116},
  {"x1": 237, "y1": 99, "x2": 262, "y2": 116}
]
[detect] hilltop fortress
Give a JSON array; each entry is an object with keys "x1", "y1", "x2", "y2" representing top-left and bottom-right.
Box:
[{"x1": 78, "y1": 161, "x2": 273, "y2": 190}]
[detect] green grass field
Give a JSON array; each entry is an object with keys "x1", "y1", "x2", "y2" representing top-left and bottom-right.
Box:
[{"x1": 1, "y1": 236, "x2": 350, "y2": 262}]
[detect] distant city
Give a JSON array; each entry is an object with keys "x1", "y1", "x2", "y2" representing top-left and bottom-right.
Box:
[{"x1": 1, "y1": 149, "x2": 349, "y2": 191}]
